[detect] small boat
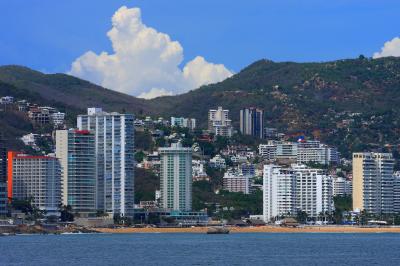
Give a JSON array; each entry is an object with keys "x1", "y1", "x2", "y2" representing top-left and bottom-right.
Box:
[{"x1": 207, "y1": 226, "x2": 230, "y2": 234}]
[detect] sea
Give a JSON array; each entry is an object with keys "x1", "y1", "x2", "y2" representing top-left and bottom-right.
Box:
[{"x1": 1, "y1": 233, "x2": 399, "y2": 265}]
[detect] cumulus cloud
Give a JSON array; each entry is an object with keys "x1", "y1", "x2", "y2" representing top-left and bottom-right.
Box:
[
  {"x1": 373, "y1": 37, "x2": 400, "y2": 58},
  {"x1": 69, "y1": 6, "x2": 233, "y2": 99}
]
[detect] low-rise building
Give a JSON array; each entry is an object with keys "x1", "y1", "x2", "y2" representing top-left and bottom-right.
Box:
[
  {"x1": 223, "y1": 170, "x2": 251, "y2": 194},
  {"x1": 209, "y1": 155, "x2": 226, "y2": 169},
  {"x1": 333, "y1": 177, "x2": 352, "y2": 196}
]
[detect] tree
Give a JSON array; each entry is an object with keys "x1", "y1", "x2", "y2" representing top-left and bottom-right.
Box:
[
  {"x1": 296, "y1": 210, "x2": 308, "y2": 224},
  {"x1": 60, "y1": 205, "x2": 74, "y2": 222},
  {"x1": 134, "y1": 151, "x2": 145, "y2": 163}
]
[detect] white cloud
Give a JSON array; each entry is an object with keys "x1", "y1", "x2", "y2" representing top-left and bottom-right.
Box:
[
  {"x1": 373, "y1": 37, "x2": 400, "y2": 58},
  {"x1": 69, "y1": 6, "x2": 233, "y2": 99},
  {"x1": 138, "y1": 88, "x2": 173, "y2": 99}
]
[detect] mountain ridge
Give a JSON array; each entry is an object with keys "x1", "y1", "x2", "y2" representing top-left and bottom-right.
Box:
[{"x1": 1, "y1": 56, "x2": 400, "y2": 157}]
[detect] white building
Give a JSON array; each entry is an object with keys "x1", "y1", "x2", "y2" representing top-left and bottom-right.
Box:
[
  {"x1": 50, "y1": 112, "x2": 66, "y2": 127},
  {"x1": 209, "y1": 154, "x2": 226, "y2": 169},
  {"x1": 258, "y1": 143, "x2": 277, "y2": 161},
  {"x1": 171, "y1": 117, "x2": 196, "y2": 130},
  {"x1": 208, "y1": 107, "x2": 233, "y2": 137},
  {"x1": 223, "y1": 170, "x2": 251, "y2": 194},
  {"x1": 293, "y1": 164, "x2": 334, "y2": 218},
  {"x1": 77, "y1": 108, "x2": 135, "y2": 217},
  {"x1": 20, "y1": 133, "x2": 38, "y2": 147},
  {"x1": 192, "y1": 160, "x2": 208, "y2": 181},
  {"x1": 263, "y1": 165, "x2": 297, "y2": 222},
  {"x1": 258, "y1": 140, "x2": 339, "y2": 165},
  {"x1": 0, "y1": 96, "x2": 14, "y2": 104},
  {"x1": 263, "y1": 164, "x2": 334, "y2": 222},
  {"x1": 333, "y1": 177, "x2": 352, "y2": 196},
  {"x1": 159, "y1": 142, "x2": 192, "y2": 211}
]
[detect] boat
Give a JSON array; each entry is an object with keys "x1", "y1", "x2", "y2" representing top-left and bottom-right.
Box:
[{"x1": 207, "y1": 226, "x2": 230, "y2": 234}]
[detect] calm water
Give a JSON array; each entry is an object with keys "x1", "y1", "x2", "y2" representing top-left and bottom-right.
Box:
[{"x1": 1, "y1": 233, "x2": 399, "y2": 265}]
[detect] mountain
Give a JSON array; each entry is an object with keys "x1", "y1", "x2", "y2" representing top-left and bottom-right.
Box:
[{"x1": 1, "y1": 56, "x2": 400, "y2": 157}]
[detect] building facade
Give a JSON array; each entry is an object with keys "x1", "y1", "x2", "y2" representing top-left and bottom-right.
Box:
[
  {"x1": 263, "y1": 165, "x2": 297, "y2": 222},
  {"x1": 239, "y1": 107, "x2": 264, "y2": 139},
  {"x1": 56, "y1": 129, "x2": 96, "y2": 216},
  {"x1": 159, "y1": 142, "x2": 192, "y2": 211},
  {"x1": 0, "y1": 134, "x2": 7, "y2": 216},
  {"x1": 263, "y1": 164, "x2": 334, "y2": 222},
  {"x1": 223, "y1": 171, "x2": 251, "y2": 194},
  {"x1": 333, "y1": 177, "x2": 352, "y2": 196},
  {"x1": 171, "y1": 117, "x2": 196, "y2": 130},
  {"x1": 77, "y1": 108, "x2": 135, "y2": 217},
  {"x1": 7, "y1": 152, "x2": 61, "y2": 213},
  {"x1": 259, "y1": 140, "x2": 339, "y2": 165},
  {"x1": 208, "y1": 107, "x2": 233, "y2": 137},
  {"x1": 352, "y1": 152, "x2": 395, "y2": 214}
]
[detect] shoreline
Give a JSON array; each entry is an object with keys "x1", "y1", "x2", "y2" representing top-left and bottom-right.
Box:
[{"x1": 95, "y1": 225, "x2": 400, "y2": 234}]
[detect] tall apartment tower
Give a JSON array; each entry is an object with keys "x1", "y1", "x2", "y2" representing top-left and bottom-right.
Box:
[
  {"x1": 263, "y1": 164, "x2": 333, "y2": 222},
  {"x1": 56, "y1": 129, "x2": 96, "y2": 216},
  {"x1": 292, "y1": 164, "x2": 334, "y2": 218},
  {"x1": 208, "y1": 107, "x2": 233, "y2": 137},
  {"x1": 0, "y1": 133, "x2": 7, "y2": 216},
  {"x1": 352, "y1": 152, "x2": 395, "y2": 214},
  {"x1": 77, "y1": 108, "x2": 135, "y2": 217},
  {"x1": 263, "y1": 165, "x2": 297, "y2": 222},
  {"x1": 7, "y1": 152, "x2": 61, "y2": 213},
  {"x1": 159, "y1": 142, "x2": 192, "y2": 211},
  {"x1": 240, "y1": 107, "x2": 264, "y2": 139}
]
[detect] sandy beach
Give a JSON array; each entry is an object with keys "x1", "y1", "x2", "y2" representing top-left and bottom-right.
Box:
[{"x1": 95, "y1": 225, "x2": 400, "y2": 234}]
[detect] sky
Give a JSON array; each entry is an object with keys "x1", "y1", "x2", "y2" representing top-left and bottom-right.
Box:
[{"x1": 0, "y1": 0, "x2": 399, "y2": 98}]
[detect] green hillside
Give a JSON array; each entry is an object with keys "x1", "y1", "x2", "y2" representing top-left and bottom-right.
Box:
[{"x1": 1, "y1": 56, "x2": 400, "y2": 157}]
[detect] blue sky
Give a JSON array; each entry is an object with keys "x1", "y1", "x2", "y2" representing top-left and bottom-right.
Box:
[{"x1": 0, "y1": 0, "x2": 398, "y2": 73}]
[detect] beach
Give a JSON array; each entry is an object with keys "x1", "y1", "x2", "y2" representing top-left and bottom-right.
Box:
[{"x1": 95, "y1": 225, "x2": 400, "y2": 234}]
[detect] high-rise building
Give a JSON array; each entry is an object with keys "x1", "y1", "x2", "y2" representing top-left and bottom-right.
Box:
[
  {"x1": 240, "y1": 107, "x2": 264, "y2": 139},
  {"x1": 7, "y1": 152, "x2": 61, "y2": 213},
  {"x1": 77, "y1": 108, "x2": 135, "y2": 217},
  {"x1": 263, "y1": 164, "x2": 334, "y2": 222},
  {"x1": 159, "y1": 142, "x2": 192, "y2": 211},
  {"x1": 293, "y1": 164, "x2": 334, "y2": 218},
  {"x1": 0, "y1": 133, "x2": 7, "y2": 216},
  {"x1": 56, "y1": 129, "x2": 96, "y2": 216},
  {"x1": 352, "y1": 152, "x2": 395, "y2": 214},
  {"x1": 208, "y1": 107, "x2": 233, "y2": 137},
  {"x1": 263, "y1": 165, "x2": 297, "y2": 222}
]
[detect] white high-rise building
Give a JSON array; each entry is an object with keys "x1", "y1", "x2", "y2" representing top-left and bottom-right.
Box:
[
  {"x1": 293, "y1": 164, "x2": 334, "y2": 218},
  {"x1": 263, "y1": 164, "x2": 334, "y2": 222},
  {"x1": 159, "y1": 142, "x2": 192, "y2": 211},
  {"x1": 263, "y1": 165, "x2": 297, "y2": 222},
  {"x1": 352, "y1": 152, "x2": 395, "y2": 214},
  {"x1": 208, "y1": 107, "x2": 233, "y2": 137},
  {"x1": 77, "y1": 108, "x2": 135, "y2": 217}
]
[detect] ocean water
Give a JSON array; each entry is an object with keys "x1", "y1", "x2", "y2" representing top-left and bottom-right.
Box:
[{"x1": 1, "y1": 233, "x2": 399, "y2": 265}]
